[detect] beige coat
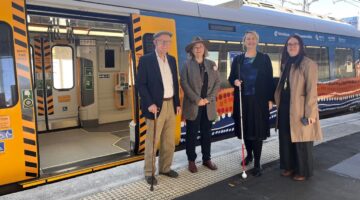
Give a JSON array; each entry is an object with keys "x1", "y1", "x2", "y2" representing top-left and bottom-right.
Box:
[{"x1": 274, "y1": 56, "x2": 323, "y2": 142}]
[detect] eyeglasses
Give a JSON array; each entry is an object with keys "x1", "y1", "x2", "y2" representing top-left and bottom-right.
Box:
[
  {"x1": 193, "y1": 45, "x2": 204, "y2": 50},
  {"x1": 287, "y1": 42, "x2": 299, "y2": 47},
  {"x1": 156, "y1": 40, "x2": 171, "y2": 46}
]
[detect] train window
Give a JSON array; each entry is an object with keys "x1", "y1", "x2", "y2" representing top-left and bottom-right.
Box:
[
  {"x1": 208, "y1": 50, "x2": 222, "y2": 84},
  {"x1": 0, "y1": 22, "x2": 18, "y2": 108},
  {"x1": 260, "y1": 43, "x2": 283, "y2": 78},
  {"x1": 52, "y1": 46, "x2": 74, "y2": 90},
  {"x1": 143, "y1": 33, "x2": 155, "y2": 54},
  {"x1": 30, "y1": 45, "x2": 35, "y2": 88},
  {"x1": 305, "y1": 46, "x2": 330, "y2": 81},
  {"x1": 227, "y1": 51, "x2": 241, "y2": 78},
  {"x1": 208, "y1": 51, "x2": 219, "y2": 66},
  {"x1": 335, "y1": 48, "x2": 354, "y2": 78},
  {"x1": 105, "y1": 49, "x2": 115, "y2": 68},
  {"x1": 357, "y1": 50, "x2": 360, "y2": 77},
  {"x1": 208, "y1": 40, "x2": 243, "y2": 88}
]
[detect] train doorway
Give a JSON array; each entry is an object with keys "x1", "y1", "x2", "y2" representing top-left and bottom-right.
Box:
[
  {"x1": 27, "y1": 14, "x2": 134, "y2": 174},
  {"x1": 1, "y1": 0, "x2": 181, "y2": 186}
]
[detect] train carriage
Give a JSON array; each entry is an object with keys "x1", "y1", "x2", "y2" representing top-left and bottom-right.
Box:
[{"x1": 1, "y1": 0, "x2": 360, "y2": 190}]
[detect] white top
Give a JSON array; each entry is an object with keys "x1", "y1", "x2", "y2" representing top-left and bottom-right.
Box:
[{"x1": 156, "y1": 50, "x2": 174, "y2": 98}]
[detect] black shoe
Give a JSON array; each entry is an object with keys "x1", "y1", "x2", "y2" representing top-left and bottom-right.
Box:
[
  {"x1": 145, "y1": 176, "x2": 158, "y2": 185},
  {"x1": 242, "y1": 156, "x2": 253, "y2": 166},
  {"x1": 251, "y1": 167, "x2": 262, "y2": 177},
  {"x1": 160, "y1": 170, "x2": 179, "y2": 178}
]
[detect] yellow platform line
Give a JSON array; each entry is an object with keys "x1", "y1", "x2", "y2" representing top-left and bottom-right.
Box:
[
  {"x1": 21, "y1": 180, "x2": 46, "y2": 188},
  {"x1": 20, "y1": 155, "x2": 144, "y2": 188}
]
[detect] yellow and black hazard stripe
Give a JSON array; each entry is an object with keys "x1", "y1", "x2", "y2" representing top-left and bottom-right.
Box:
[
  {"x1": 34, "y1": 37, "x2": 45, "y2": 116},
  {"x1": 12, "y1": 0, "x2": 39, "y2": 178},
  {"x1": 138, "y1": 111, "x2": 147, "y2": 153},
  {"x1": 43, "y1": 39, "x2": 54, "y2": 115},
  {"x1": 132, "y1": 14, "x2": 147, "y2": 154}
]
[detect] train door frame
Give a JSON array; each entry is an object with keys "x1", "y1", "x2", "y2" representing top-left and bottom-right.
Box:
[
  {"x1": 1, "y1": 3, "x2": 139, "y2": 187},
  {"x1": 26, "y1": 6, "x2": 135, "y2": 131},
  {"x1": 0, "y1": 0, "x2": 39, "y2": 186}
]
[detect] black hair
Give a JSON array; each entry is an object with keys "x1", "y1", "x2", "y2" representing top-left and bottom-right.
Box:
[{"x1": 281, "y1": 35, "x2": 306, "y2": 70}]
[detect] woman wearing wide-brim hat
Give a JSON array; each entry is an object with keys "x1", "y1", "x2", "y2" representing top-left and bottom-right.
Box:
[{"x1": 180, "y1": 37, "x2": 221, "y2": 173}]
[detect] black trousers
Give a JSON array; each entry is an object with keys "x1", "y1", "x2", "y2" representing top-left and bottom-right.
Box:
[
  {"x1": 245, "y1": 139, "x2": 263, "y2": 168},
  {"x1": 186, "y1": 106, "x2": 213, "y2": 162},
  {"x1": 278, "y1": 103, "x2": 314, "y2": 177}
]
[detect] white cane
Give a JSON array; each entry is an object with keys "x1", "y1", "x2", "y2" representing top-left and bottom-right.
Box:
[
  {"x1": 150, "y1": 111, "x2": 157, "y2": 191},
  {"x1": 239, "y1": 84, "x2": 247, "y2": 179}
]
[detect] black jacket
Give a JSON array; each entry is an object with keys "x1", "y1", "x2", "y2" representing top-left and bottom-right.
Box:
[
  {"x1": 228, "y1": 52, "x2": 275, "y2": 138},
  {"x1": 136, "y1": 52, "x2": 180, "y2": 119}
]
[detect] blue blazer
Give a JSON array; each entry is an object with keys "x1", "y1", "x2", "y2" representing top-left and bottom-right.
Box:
[{"x1": 136, "y1": 52, "x2": 180, "y2": 119}]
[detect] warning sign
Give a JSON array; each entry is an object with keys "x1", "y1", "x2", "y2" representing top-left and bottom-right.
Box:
[
  {"x1": 0, "y1": 116, "x2": 10, "y2": 130},
  {"x1": 58, "y1": 95, "x2": 71, "y2": 103},
  {"x1": 0, "y1": 142, "x2": 4, "y2": 153},
  {"x1": 22, "y1": 89, "x2": 34, "y2": 109},
  {"x1": 0, "y1": 129, "x2": 13, "y2": 140}
]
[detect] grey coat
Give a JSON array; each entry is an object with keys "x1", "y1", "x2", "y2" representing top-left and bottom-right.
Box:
[{"x1": 180, "y1": 58, "x2": 221, "y2": 121}]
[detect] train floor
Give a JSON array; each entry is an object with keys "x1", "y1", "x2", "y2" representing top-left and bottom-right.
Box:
[
  {"x1": 38, "y1": 120, "x2": 131, "y2": 175},
  {"x1": 2, "y1": 113, "x2": 360, "y2": 200}
]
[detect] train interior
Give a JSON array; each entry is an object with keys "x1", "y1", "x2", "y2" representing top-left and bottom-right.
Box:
[{"x1": 27, "y1": 14, "x2": 135, "y2": 175}]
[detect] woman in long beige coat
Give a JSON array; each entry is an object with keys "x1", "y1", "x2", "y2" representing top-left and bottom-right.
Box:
[{"x1": 274, "y1": 35, "x2": 323, "y2": 181}]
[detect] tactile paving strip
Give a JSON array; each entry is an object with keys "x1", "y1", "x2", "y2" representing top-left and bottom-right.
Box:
[
  {"x1": 81, "y1": 113, "x2": 360, "y2": 200},
  {"x1": 82, "y1": 140, "x2": 280, "y2": 200}
]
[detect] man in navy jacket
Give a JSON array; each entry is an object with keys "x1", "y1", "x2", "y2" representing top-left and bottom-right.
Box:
[{"x1": 136, "y1": 31, "x2": 181, "y2": 185}]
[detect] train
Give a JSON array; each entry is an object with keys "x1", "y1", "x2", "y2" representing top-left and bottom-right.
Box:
[{"x1": 1, "y1": 0, "x2": 360, "y2": 191}]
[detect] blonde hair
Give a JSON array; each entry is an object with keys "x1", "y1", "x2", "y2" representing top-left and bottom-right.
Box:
[{"x1": 242, "y1": 31, "x2": 260, "y2": 51}]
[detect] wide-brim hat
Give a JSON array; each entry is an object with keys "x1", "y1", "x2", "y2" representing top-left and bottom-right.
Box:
[{"x1": 185, "y1": 36, "x2": 209, "y2": 53}]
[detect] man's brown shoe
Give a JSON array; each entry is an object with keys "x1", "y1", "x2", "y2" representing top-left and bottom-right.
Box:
[
  {"x1": 281, "y1": 170, "x2": 294, "y2": 177},
  {"x1": 203, "y1": 160, "x2": 218, "y2": 170},
  {"x1": 188, "y1": 161, "x2": 198, "y2": 173},
  {"x1": 293, "y1": 175, "x2": 306, "y2": 181}
]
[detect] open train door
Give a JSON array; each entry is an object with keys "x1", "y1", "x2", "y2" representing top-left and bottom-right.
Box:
[
  {"x1": 31, "y1": 37, "x2": 79, "y2": 132},
  {"x1": 130, "y1": 14, "x2": 181, "y2": 154},
  {"x1": 0, "y1": 0, "x2": 39, "y2": 186}
]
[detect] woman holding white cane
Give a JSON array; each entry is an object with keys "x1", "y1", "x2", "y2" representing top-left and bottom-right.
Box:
[{"x1": 228, "y1": 31, "x2": 275, "y2": 177}]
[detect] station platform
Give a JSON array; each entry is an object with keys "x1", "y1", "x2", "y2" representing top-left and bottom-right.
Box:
[
  {"x1": 178, "y1": 132, "x2": 360, "y2": 200},
  {"x1": 2, "y1": 113, "x2": 360, "y2": 200}
]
